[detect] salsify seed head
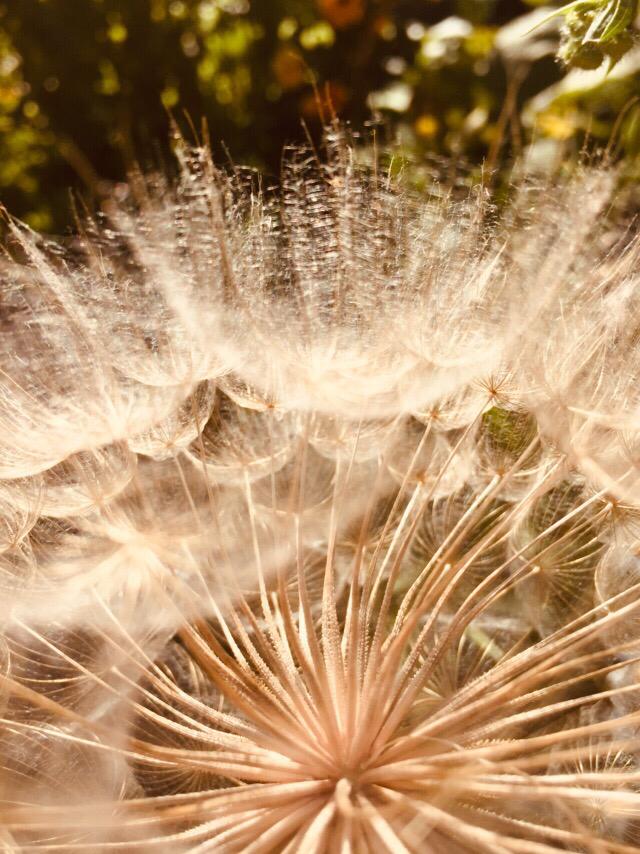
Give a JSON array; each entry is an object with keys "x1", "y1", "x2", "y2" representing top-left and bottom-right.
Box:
[{"x1": 1, "y1": 129, "x2": 640, "y2": 851}]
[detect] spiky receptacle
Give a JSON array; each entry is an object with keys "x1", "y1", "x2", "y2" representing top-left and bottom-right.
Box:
[{"x1": 1, "y1": 132, "x2": 640, "y2": 850}]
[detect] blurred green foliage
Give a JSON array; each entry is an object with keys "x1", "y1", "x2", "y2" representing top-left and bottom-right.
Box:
[{"x1": 0, "y1": 0, "x2": 639, "y2": 231}]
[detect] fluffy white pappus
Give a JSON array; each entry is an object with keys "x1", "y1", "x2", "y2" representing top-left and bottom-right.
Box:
[
  {"x1": 4, "y1": 128, "x2": 622, "y2": 424},
  {"x1": 1, "y1": 130, "x2": 640, "y2": 851}
]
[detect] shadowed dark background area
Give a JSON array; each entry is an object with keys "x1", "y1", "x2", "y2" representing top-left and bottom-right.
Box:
[{"x1": 1, "y1": 0, "x2": 639, "y2": 231}]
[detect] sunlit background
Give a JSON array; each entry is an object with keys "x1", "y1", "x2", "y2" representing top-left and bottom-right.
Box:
[{"x1": 1, "y1": 0, "x2": 639, "y2": 231}]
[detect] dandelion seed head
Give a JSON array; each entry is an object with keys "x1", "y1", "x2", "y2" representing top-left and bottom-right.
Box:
[{"x1": 0, "y1": 130, "x2": 640, "y2": 850}]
